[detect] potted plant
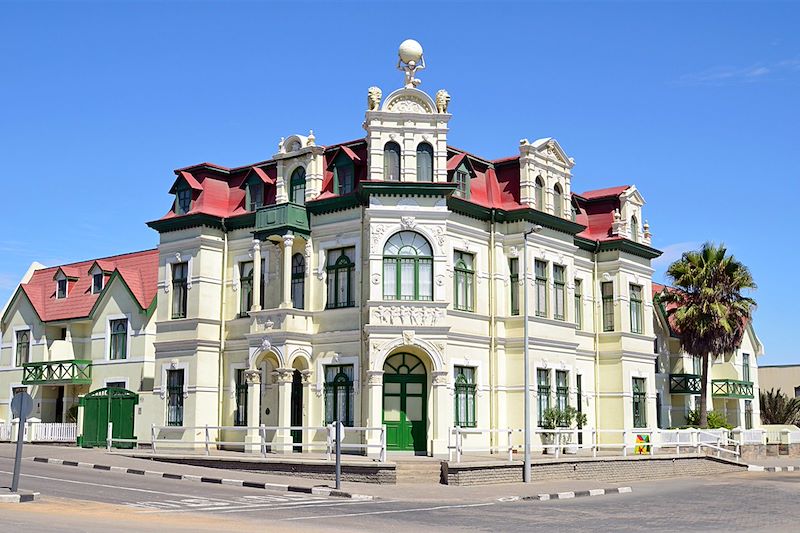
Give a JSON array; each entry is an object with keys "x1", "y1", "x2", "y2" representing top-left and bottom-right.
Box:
[{"x1": 541, "y1": 406, "x2": 588, "y2": 454}]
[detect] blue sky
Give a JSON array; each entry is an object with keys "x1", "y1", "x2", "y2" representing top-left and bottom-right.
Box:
[{"x1": 1, "y1": 1, "x2": 798, "y2": 364}]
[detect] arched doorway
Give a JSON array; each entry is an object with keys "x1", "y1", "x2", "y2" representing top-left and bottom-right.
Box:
[
  {"x1": 291, "y1": 369, "x2": 303, "y2": 451},
  {"x1": 383, "y1": 353, "x2": 427, "y2": 452}
]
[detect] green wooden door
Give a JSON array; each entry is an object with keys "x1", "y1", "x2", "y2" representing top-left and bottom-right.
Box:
[
  {"x1": 383, "y1": 353, "x2": 427, "y2": 452},
  {"x1": 79, "y1": 387, "x2": 138, "y2": 448}
]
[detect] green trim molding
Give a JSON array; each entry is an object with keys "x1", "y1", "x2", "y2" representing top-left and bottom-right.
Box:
[
  {"x1": 254, "y1": 202, "x2": 310, "y2": 238},
  {"x1": 711, "y1": 379, "x2": 754, "y2": 399},
  {"x1": 23, "y1": 359, "x2": 92, "y2": 385}
]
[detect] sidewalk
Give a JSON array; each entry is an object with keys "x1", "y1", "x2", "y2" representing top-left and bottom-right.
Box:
[{"x1": 0, "y1": 443, "x2": 639, "y2": 503}]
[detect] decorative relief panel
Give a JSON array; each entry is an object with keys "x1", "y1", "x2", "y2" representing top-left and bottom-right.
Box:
[
  {"x1": 386, "y1": 95, "x2": 433, "y2": 114},
  {"x1": 371, "y1": 305, "x2": 445, "y2": 327}
]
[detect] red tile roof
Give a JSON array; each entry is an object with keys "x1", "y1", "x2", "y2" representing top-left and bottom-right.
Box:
[
  {"x1": 152, "y1": 139, "x2": 638, "y2": 248},
  {"x1": 17, "y1": 249, "x2": 158, "y2": 322}
]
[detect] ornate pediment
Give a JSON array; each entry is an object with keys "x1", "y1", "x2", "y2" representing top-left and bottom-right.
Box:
[{"x1": 381, "y1": 88, "x2": 436, "y2": 114}]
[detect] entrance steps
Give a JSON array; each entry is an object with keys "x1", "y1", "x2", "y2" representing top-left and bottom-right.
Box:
[{"x1": 393, "y1": 458, "x2": 444, "y2": 484}]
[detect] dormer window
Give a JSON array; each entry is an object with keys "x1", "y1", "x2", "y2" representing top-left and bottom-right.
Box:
[
  {"x1": 535, "y1": 177, "x2": 544, "y2": 210},
  {"x1": 454, "y1": 169, "x2": 470, "y2": 199},
  {"x1": 57, "y1": 278, "x2": 67, "y2": 299},
  {"x1": 333, "y1": 156, "x2": 355, "y2": 195},
  {"x1": 247, "y1": 180, "x2": 264, "y2": 211},
  {"x1": 92, "y1": 273, "x2": 104, "y2": 294},
  {"x1": 553, "y1": 184, "x2": 563, "y2": 217},
  {"x1": 175, "y1": 187, "x2": 192, "y2": 215},
  {"x1": 630, "y1": 216, "x2": 639, "y2": 242}
]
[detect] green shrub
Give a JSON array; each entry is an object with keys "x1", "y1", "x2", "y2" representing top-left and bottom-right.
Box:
[{"x1": 685, "y1": 409, "x2": 733, "y2": 430}]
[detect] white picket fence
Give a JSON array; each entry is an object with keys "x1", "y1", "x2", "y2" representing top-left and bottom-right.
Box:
[{"x1": 0, "y1": 421, "x2": 77, "y2": 443}]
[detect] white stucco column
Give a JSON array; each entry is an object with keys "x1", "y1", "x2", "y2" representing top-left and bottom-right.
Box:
[
  {"x1": 365, "y1": 370, "x2": 384, "y2": 459},
  {"x1": 273, "y1": 367, "x2": 294, "y2": 453},
  {"x1": 251, "y1": 240, "x2": 262, "y2": 312},
  {"x1": 244, "y1": 369, "x2": 262, "y2": 454},
  {"x1": 431, "y1": 370, "x2": 450, "y2": 457},
  {"x1": 280, "y1": 235, "x2": 295, "y2": 308}
]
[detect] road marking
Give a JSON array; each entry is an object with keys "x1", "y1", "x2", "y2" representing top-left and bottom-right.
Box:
[
  {"x1": 0, "y1": 469, "x2": 244, "y2": 503},
  {"x1": 214, "y1": 499, "x2": 389, "y2": 514},
  {"x1": 283, "y1": 502, "x2": 496, "y2": 521},
  {"x1": 134, "y1": 495, "x2": 366, "y2": 514}
]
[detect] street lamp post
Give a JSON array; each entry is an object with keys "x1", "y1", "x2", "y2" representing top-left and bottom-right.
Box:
[{"x1": 523, "y1": 224, "x2": 542, "y2": 483}]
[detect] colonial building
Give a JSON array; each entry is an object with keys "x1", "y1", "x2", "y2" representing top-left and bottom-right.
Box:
[
  {"x1": 0, "y1": 41, "x2": 763, "y2": 454},
  {"x1": 653, "y1": 283, "x2": 764, "y2": 430}
]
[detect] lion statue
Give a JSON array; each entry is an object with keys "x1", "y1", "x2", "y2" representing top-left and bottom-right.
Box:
[
  {"x1": 367, "y1": 86, "x2": 382, "y2": 111},
  {"x1": 435, "y1": 89, "x2": 450, "y2": 113}
]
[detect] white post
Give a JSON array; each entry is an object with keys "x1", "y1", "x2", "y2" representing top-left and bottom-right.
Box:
[
  {"x1": 204, "y1": 424, "x2": 211, "y2": 456},
  {"x1": 508, "y1": 429, "x2": 513, "y2": 462},
  {"x1": 107, "y1": 422, "x2": 113, "y2": 452},
  {"x1": 592, "y1": 428, "x2": 597, "y2": 458},
  {"x1": 456, "y1": 427, "x2": 462, "y2": 463},
  {"x1": 151, "y1": 423, "x2": 157, "y2": 454},
  {"x1": 326, "y1": 424, "x2": 332, "y2": 461},
  {"x1": 622, "y1": 430, "x2": 627, "y2": 457},
  {"x1": 380, "y1": 425, "x2": 387, "y2": 463},
  {"x1": 260, "y1": 424, "x2": 267, "y2": 458}
]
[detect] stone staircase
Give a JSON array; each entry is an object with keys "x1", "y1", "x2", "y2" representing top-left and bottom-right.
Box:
[{"x1": 394, "y1": 458, "x2": 444, "y2": 484}]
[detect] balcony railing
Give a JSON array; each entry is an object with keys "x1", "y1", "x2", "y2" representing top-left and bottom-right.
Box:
[
  {"x1": 669, "y1": 373, "x2": 701, "y2": 395},
  {"x1": 22, "y1": 359, "x2": 92, "y2": 385},
  {"x1": 711, "y1": 379, "x2": 754, "y2": 399},
  {"x1": 254, "y1": 203, "x2": 309, "y2": 238}
]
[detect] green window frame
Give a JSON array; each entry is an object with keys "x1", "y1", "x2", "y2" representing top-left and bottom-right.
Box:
[
  {"x1": 553, "y1": 184, "x2": 563, "y2": 217},
  {"x1": 382, "y1": 231, "x2": 433, "y2": 301},
  {"x1": 171, "y1": 262, "x2": 188, "y2": 319},
  {"x1": 453, "y1": 251, "x2": 475, "y2": 312},
  {"x1": 384, "y1": 141, "x2": 401, "y2": 181},
  {"x1": 601, "y1": 281, "x2": 614, "y2": 332},
  {"x1": 632, "y1": 377, "x2": 646, "y2": 428},
  {"x1": 15, "y1": 330, "x2": 30, "y2": 367},
  {"x1": 235, "y1": 369, "x2": 248, "y2": 426},
  {"x1": 537, "y1": 369, "x2": 550, "y2": 427},
  {"x1": 109, "y1": 318, "x2": 127, "y2": 360},
  {"x1": 535, "y1": 260, "x2": 548, "y2": 318},
  {"x1": 416, "y1": 142, "x2": 434, "y2": 182},
  {"x1": 629, "y1": 284, "x2": 643, "y2": 334},
  {"x1": 92, "y1": 273, "x2": 103, "y2": 294},
  {"x1": 290, "y1": 167, "x2": 306, "y2": 205},
  {"x1": 167, "y1": 369, "x2": 184, "y2": 427},
  {"x1": 324, "y1": 365, "x2": 354, "y2": 426},
  {"x1": 509, "y1": 258, "x2": 519, "y2": 316},
  {"x1": 556, "y1": 370, "x2": 569, "y2": 425},
  {"x1": 574, "y1": 279, "x2": 583, "y2": 329},
  {"x1": 454, "y1": 366, "x2": 477, "y2": 428},
  {"x1": 56, "y1": 278, "x2": 67, "y2": 299},
  {"x1": 454, "y1": 167, "x2": 470, "y2": 198},
  {"x1": 742, "y1": 353, "x2": 750, "y2": 382},
  {"x1": 744, "y1": 399, "x2": 753, "y2": 430},
  {"x1": 553, "y1": 265, "x2": 565, "y2": 321},
  {"x1": 175, "y1": 186, "x2": 192, "y2": 215},
  {"x1": 239, "y1": 261, "x2": 254, "y2": 317},
  {"x1": 334, "y1": 160, "x2": 355, "y2": 195},
  {"x1": 291, "y1": 253, "x2": 305, "y2": 309},
  {"x1": 246, "y1": 178, "x2": 264, "y2": 211},
  {"x1": 326, "y1": 247, "x2": 355, "y2": 309},
  {"x1": 534, "y1": 177, "x2": 544, "y2": 210}
]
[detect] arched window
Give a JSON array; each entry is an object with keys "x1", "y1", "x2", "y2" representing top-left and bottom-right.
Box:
[
  {"x1": 326, "y1": 247, "x2": 355, "y2": 308},
  {"x1": 630, "y1": 216, "x2": 639, "y2": 242},
  {"x1": 453, "y1": 251, "x2": 475, "y2": 311},
  {"x1": 416, "y1": 142, "x2": 434, "y2": 182},
  {"x1": 291, "y1": 253, "x2": 305, "y2": 309},
  {"x1": 553, "y1": 184, "x2": 563, "y2": 217},
  {"x1": 535, "y1": 177, "x2": 544, "y2": 210},
  {"x1": 290, "y1": 167, "x2": 306, "y2": 205},
  {"x1": 325, "y1": 365, "x2": 354, "y2": 426},
  {"x1": 383, "y1": 231, "x2": 433, "y2": 301},
  {"x1": 15, "y1": 330, "x2": 30, "y2": 367},
  {"x1": 384, "y1": 142, "x2": 401, "y2": 181}
]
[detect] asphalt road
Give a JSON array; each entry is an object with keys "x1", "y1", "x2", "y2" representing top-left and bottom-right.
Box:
[{"x1": 2, "y1": 455, "x2": 800, "y2": 532}]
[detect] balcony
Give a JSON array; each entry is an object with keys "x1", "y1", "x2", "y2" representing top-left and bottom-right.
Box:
[
  {"x1": 254, "y1": 203, "x2": 309, "y2": 239},
  {"x1": 22, "y1": 360, "x2": 92, "y2": 385},
  {"x1": 669, "y1": 373, "x2": 701, "y2": 395},
  {"x1": 711, "y1": 379, "x2": 754, "y2": 399}
]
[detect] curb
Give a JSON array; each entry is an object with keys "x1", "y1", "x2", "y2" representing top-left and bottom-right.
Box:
[
  {"x1": 498, "y1": 486, "x2": 631, "y2": 503},
  {"x1": 0, "y1": 491, "x2": 39, "y2": 503},
  {"x1": 749, "y1": 465, "x2": 800, "y2": 472},
  {"x1": 30, "y1": 457, "x2": 373, "y2": 501}
]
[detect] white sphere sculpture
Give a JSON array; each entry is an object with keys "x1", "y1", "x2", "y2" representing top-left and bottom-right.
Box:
[{"x1": 398, "y1": 39, "x2": 423, "y2": 64}]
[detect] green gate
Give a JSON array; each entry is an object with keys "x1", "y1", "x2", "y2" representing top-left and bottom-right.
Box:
[{"x1": 78, "y1": 387, "x2": 139, "y2": 448}]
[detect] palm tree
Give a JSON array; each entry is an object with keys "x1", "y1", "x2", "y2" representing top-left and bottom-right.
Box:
[
  {"x1": 760, "y1": 388, "x2": 800, "y2": 425},
  {"x1": 658, "y1": 242, "x2": 756, "y2": 428}
]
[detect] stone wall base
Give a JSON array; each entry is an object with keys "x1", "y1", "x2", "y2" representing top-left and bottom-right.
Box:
[{"x1": 442, "y1": 455, "x2": 746, "y2": 486}]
